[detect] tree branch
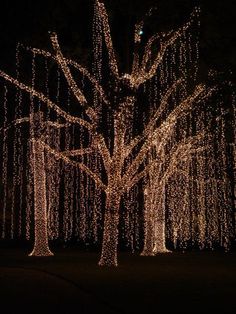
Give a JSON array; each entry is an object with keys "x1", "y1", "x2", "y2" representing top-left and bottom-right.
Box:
[
  {"x1": 50, "y1": 33, "x2": 87, "y2": 105},
  {"x1": 94, "y1": 133, "x2": 112, "y2": 172},
  {"x1": 156, "y1": 85, "x2": 216, "y2": 138},
  {"x1": 28, "y1": 47, "x2": 109, "y2": 106},
  {"x1": 126, "y1": 78, "x2": 183, "y2": 156},
  {"x1": 63, "y1": 148, "x2": 94, "y2": 156},
  {"x1": 96, "y1": 1, "x2": 119, "y2": 78},
  {"x1": 0, "y1": 117, "x2": 29, "y2": 133},
  {"x1": 135, "y1": 8, "x2": 199, "y2": 86},
  {"x1": 125, "y1": 163, "x2": 152, "y2": 192},
  {"x1": 50, "y1": 32, "x2": 101, "y2": 126},
  {"x1": 41, "y1": 139, "x2": 107, "y2": 190},
  {"x1": 0, "y1": 70, "x2": 93, "y2": 130},
  {"x1": 122, "y1": 83, "x2": 215, "y2": 189},
  {"x1": 122, "y1": 119, "x2": 175, "y2": 188},
  {"x1": 159, "y1": 137, "x2": 210, "y2": 187}
]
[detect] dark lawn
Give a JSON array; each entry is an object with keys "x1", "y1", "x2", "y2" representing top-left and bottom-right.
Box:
[{"x1": 0, "y1": 248, "x2": 236, "y2": 314}]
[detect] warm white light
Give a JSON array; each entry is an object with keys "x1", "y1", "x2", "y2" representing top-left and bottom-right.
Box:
[{"x1": 0, "y1": 1, "x2": 234, "y2": 266}]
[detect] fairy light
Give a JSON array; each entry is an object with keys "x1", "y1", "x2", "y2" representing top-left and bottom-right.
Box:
[
  {"x1": 0, "y1": 1, "x2": 234, "y2": 266},
  {"x1": 1, "y1": 86, "x2": 8, "y2": 239},
  {"x1": 96, "y1": 0, "x2": 119, "y2": 78},
  {"x1": 17, "y1": 91, "x2": 24, "y2": 237},
  {"x1": 63, "y1": 88, "x2": 74, "y2": 242},
  {"x1": 15, "y1": 44, "x2": 24, "y2": 237},
  {"x1": 46, "y1": 62, "x2": 59, "y2": 240},
  {"x1": 29, "y1": 137, "x2": 53, "y2": 256}
]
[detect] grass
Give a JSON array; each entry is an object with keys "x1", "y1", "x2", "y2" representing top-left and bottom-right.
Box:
[{"x1": 0, "y1": 247, "x2": 236, "y2": 313}]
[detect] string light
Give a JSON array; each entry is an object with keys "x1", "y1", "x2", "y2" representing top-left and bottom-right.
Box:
[
  {"x1": 1, "y1": 86, "x2": 8, "y2": 239},
  {"x1": 29, "y1": 137, "x2": 54, "y2": 256},
  {"x1": 0, "y1": 1, "x2": 234, "y2": 266}
]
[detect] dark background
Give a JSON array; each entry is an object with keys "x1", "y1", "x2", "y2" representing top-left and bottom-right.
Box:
[{"x1": 0, "y1": 0, "x2": 235, "y2": 81}]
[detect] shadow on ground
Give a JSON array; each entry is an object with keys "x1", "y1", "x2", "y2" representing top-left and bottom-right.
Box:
[{"x1": 0, "y1": 248, "x2": 236, "y2": 313}]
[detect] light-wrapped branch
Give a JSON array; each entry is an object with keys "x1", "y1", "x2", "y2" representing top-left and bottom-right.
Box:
[
  {"x1": 0, "y1": 70, "x2": 93, "y2": 130},
  {"x1": 159, "y1": 137, "x2": 210, "y2": 187},
  {"x1": 0, "y1": 117, "x2": 29, "y2": 133},
  {"x1": 45, "y1": 121, "x2": 72, "y2": 129},
  {"x1": 40, "y1": 140, "x2": 107, "y2": 190},
  {"x1": 122, "y1": 120, "x2": 174, "y2": 188},
  {"x1": 126, "y1": 78, "x2": 183, "y2": 156},
  {"x1": 156, "y1": 85, "x2": 216, "y2": 137},
  {"x1": 94, "y1": 133, "x2": 112, "y2": 172},
  {"x1": 27, "y1": 47, "x2": 109, "y2": 106},
  {"x1": 134, "y1": 8, "x2": 199, "y2": 86},
  {"x1": 123, "y1": 84, "x2": 213, "y2": 190},
  {"x1": 96, "y1": 0, "x2": 119, "y2": 78},
  {"x1": 50, "y1": 33, "x2": 87, "y2": 106},
  {"x1": 63, "y1": 148, "x2": 94, "y2": 156}
]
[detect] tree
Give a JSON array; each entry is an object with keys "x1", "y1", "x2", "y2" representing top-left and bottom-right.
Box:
[{"x1": 0, "y1": 1, "x2": 215, "y2": 266}]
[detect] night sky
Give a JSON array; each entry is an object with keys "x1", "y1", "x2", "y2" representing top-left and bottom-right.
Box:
[{"x1": 0, "y1": 0, "x2": 235, "y2": 81}]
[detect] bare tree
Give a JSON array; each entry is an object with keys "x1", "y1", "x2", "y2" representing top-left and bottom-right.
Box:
[{"x1": 0, "y1": 1, "x2": 215, "y2": 266}]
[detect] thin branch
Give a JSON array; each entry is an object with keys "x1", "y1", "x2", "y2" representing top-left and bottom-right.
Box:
[
  {"x1": 45, "y1": 121, "x2": 72, "y2": 129},
  {"x1": 50, "y1": 32, "x2": 100, "y2": 124},
  {"x1": 28, "y1": 47, "x2": 109, "y2": 106},
  {"x1": 50, "y1": 33, "x2": 87, "y2": 105},
  {"x1": 137, "y1": 8, "x2": 198, "y2": 86},
  {"x1": 159, "y1": 140, "x2": 210, "y2": 187},
  {"x1": 123, "y1": 82, "x2": 214, "y2": 188},
  {"x1": 96, "y1": 0, "x2": 119, "y2": 78},
  {"x1": 156, "y1": 85, "x2": 216, "y2": 138},
  {"x1": 63, "y1": 148, "x2": 94, "y2": 156},
  {"x1": 126, "y1": 78, "x2": 183, "y2": 156},
  {"x1": 41, "y1": 139, "x2": 107, "y2": 190},
  {"x1": 0, "y1": 117, "x2": 29, "y2": 133},
  {"x1": 123, "y1": 119, "x2": 175, "y2": 188},
  {"x1": 94, "y1": 133, "x2": 112, "y2": 172},
  {"x1": 0, "y1": 70, "x2": 93, "y2": 130},
  {"x1": 126, "y1": 163, "x2": 152, "y2": 192}
]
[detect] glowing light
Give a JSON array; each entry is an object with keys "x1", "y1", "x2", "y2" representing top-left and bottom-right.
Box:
[
  {"x1": 29, "y1": 138, "x2": 53, "y2": 256},
  {"x1": 0, "y1": 1, "x2": 234, "y2": 267}
]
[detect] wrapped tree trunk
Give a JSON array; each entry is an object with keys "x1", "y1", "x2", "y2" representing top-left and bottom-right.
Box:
[
  {"x1": 153, "y1": 190, "x2": 171, "y2": 253},
  {"x1": 29, "y1": 112, "x2": 53, "y2": 256},
  {"x1": 141, "y1": 186, "x2": 156, "y2": 256},
  {"x1": 98, "y1": 192, "x2": 120, "y2": 266},
  {"x1": 141, "y1": 185, "x2": 170, "y2": 256}
]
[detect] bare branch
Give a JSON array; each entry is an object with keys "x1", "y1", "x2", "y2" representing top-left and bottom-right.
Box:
[
  {"x1": 41, "y1": 140, "x2": 107, "y2": 190},
  {"x1": 137, "y1": 8, "x2": 198, "y2": 85},
  {"x1": 50, "y1": 33, "x2": 87, "y2": 105},
  {"x1": 159, "y1": 137, "x2": 210, "y2": 187},
  {"x1": 0, "y1": 117, "x2": 29, "y2": 133},
  {"x1": 45, "y1": 121, "x2": 72, "y2": 129},
  {"x1": 156, "y1": 85, "x2": 216, "y2": 137},
  {"x1": 126, "y1": 163, "x2": 152, "y2": 192},
  {"x1": 94, "y1": 133, "x2": 112, "y2": 172},
  {"x1": 28, "y1": 47, "x2": 109, "y2": 106},
  {"x1": 96, "y1": 1, "x2": 119, "y2": 78},
  {"x1": 50, "y1": 32, "x2": 100, "y2": 124},
  {"x1": 122, "y1": 119, "x2": 175, "y2": 188},
  {"x1": 63, "y1": 148, "x2": 94, "y2": 156},
  {"x1": 122, "y1": 84, "x2": 215, "y2": 189},
  {"x1": 139, "y1": 33, "x2": 160, "y2": 73},
  {"x1": 126, "y1": 78, "x2": 183, "y2": 156},
  {"x1": 0, "y1": 70, "x2": 93, "y2": 130}
]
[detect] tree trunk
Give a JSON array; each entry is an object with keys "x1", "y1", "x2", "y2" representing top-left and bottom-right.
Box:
[
  {"x1": 153, "y1": 188, "x2": 170, "y2": 253},
  {"x1": 141, "y1": 203, "x2": 156, "y2": 256},
  {"x1": 141, "y1": 186, "x2": 170, "y2": 256},
  {"x1": 29, "y1": 139, "x2": 53, "y2": 256},
  {"x1": 98, "y1": 193, "x2": 120, "y2": 266},
  {"x1": 153, "y1": 219, "x2": 170, "y2": 254}
]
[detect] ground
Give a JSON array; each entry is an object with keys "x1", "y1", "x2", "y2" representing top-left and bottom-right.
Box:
[{"x1": 0, "y1": 247, "x2": 236, "y2": 314}]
